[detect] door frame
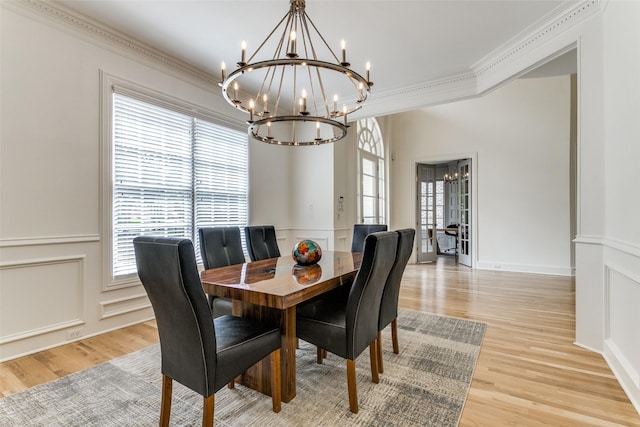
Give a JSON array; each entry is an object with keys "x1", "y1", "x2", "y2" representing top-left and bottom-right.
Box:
[{"x1": 414, "y1": 152, "x2": 478, "y2": 268}]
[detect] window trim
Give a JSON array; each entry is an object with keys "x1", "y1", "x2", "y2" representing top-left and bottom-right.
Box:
[
  {"x1": 356, "y1": 117, "x2": 386, "y2": 225},
  {"x1": 99, "y1": 71, "x2": 246, "y2": 290}
]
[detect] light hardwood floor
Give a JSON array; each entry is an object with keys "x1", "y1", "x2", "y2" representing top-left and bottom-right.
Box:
[{"x1": 1, "y1": 257, "x2": 639, "y2": 426}]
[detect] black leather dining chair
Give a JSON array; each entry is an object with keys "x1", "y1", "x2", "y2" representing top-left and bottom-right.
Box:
[
  {"x1": 133, "y1": 236, "x2": 281, "y2": 426},
  {"x1": 244, "y1": 225, "x2": 281, "y2": 261},
  {"x1": 296, "y1": 231, "x2": 398, "y2": 413},
  {"x1": 376, "y1": 228, "x2": 415, "y2": 373},
  {"x1": 350, "y1": 224, "x2": 388, "y2": 252},
  {"x1": 198, "y1": 227, "x2": 246, "y2": 318}
]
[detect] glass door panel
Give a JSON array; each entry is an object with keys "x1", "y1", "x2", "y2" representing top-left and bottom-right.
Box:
[
  {"x1": 457, "y1": 160, "x2": 472, "y2": 266},
  {"x1": 416, "y1": 164, "x2": 437, "y2": 263}
]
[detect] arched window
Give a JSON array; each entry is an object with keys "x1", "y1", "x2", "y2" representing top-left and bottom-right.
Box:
[{"x1": 357, "y1": 118, "x2": 386, "y2": 224}]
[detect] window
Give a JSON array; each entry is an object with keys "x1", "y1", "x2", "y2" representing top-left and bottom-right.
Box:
[
  {"x1": 108, "y1": 86, "x2": 248, "y2": 285},
  {"x1": 357, "y1": 118, "x2": 385, "y2": 224}
]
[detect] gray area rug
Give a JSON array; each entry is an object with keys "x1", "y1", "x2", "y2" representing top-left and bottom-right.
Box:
[{"x1": 0, "y1": 310, "x2": 485, "y2": 426}]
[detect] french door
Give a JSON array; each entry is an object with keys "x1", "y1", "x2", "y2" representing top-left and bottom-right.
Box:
[
  {"x1": 416, "y1": 164, "x2": 437, "y2": 263},
  {"x1": 457, "y1": 159, "x2": 472, "y2": 266}
]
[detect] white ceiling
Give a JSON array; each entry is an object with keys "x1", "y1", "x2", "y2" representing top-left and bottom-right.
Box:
[{"x1": 54, "y1": 0, "x2": 575, "y2": 116}]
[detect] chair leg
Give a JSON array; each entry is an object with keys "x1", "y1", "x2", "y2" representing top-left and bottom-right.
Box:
[
  {"x1": 346, "y1": 359, "x2": 358, "y2": 414},
  {"x1": 376, "y1": 330, "x2": 384, "y2": 374},
  {"x1": 391, "y1": 318, "x2": 399, "y2": 354},
  {"x1": 270, "y1": 349, "x2": 282, "y2": 413},
  {"x1": 369, "y1": 341, "x2": 379, "y2": 384},
  {"x1": 227, "y1": 380, "x2": 235, "y2": 389},
  {"x1": 202, "y1": 394, "x2": 214, "y2": 427},
  {"x1": 160, "y1": 374, "x2": 172, "y2": 427},
  {"x1": 316, "y1": 347, "x2": 328, "y2": 363}
]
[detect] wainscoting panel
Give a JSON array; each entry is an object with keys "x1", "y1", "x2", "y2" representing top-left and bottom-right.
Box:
[
  {"x1": 604, "y1": 263, "x2": 640, "y2": 413},
  {"x1": 99, "y1": 294, "x2": 151, "y2": 320},
  {"x1": 294, "y1": 236, "x2": 329, "y2": 251},
  {"x1": 0, "y1": 256, "x2": 85, "y2": 344},
  {"x1": 276, "y1": 227, "x2": 337, "y2": 255}
]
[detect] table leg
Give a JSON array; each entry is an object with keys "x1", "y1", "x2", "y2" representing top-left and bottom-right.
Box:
[
  {"x1": 280, "y1": 306, "x2": 296, "y2": 403},
  {"x1": 232, "y1": 302, "x2": 297, "y2": 402}
]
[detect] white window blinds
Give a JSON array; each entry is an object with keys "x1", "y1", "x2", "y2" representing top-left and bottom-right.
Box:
[
  {"x1": 112, "y1": 92, "x2": 248, "y2": 280},
  {"x1": 194, "y1": 119, "x2": 248, "y2": 228}
]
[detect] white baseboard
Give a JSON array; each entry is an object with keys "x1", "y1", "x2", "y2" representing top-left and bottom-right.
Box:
[
  {"x1": 604, "y1": 339, "x2": 640, "y2": 416},
  {"x1": 475, "y1": 261, "x2": 574, "y2": 276}
]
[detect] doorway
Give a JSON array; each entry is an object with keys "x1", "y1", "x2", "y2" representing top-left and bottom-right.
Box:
[{"x1": 416, "y1": 159, "x2": 472, "y2": 266}]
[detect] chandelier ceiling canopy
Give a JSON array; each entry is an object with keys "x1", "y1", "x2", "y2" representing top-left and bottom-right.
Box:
[{"x1": 220, "y1": 0, "x2": 373, "y2": 146}]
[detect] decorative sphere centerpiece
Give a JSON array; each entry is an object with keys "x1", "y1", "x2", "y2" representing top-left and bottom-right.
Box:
[{"x1": 292, "y1": 239, "x2": 322, "y2": 266}]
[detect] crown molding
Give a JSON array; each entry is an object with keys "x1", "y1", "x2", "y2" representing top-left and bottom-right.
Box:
[
  {"x1": 4, "y1": 0, "x2": 603, "y2": 118},
  {"x1": 472, "y1": 0, "x2": 601, "y2": 92},
  {"x1": 357, "y1": 71, "x2": 477, "y2": 119},
  {"x1": 5, "y1": 0, "x2": 218, "y2": 87},
  {"x1": 357, "y1": 0, "x2": 602, "y2": 118}
]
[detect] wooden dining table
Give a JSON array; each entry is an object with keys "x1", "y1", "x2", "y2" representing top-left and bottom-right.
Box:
[{"x1": 200, "y1": 251, "x2": 361, "y2": 403}]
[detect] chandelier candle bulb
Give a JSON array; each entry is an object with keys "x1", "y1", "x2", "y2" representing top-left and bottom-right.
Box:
[
  {"x1": 343, "y1": 105, "x2": 347, "y2": 125},
  {"x1": 316, "y1": 121, "x2": 320, "y2": 139},
  {"x1": 333, "y1": 94, "x2": 338, "y2": 113},
  {"x1": 221, "y1": 61, "x2": 226, "y2": 81},
  {"x1": 366, "y1": 61, "x2": 370, "y2": 82},
  {"x1": 341, "y1": 39, "x2": 346, "y2": 63},
  {"x1": 289, "y1": 30, "x2": 297, "y2": 56},
  {"x1": 301, "y1": 89, "x2": 307, "y2": 113},
  {"x1": 233, "y1": 82, "x2": 239, "y2": 102},
  {"x1": 241, "y1": 40, "x2": 246, "y2": 64},
  {"x1": 249, "y1": 99, "x2": 255, "y2": 122},
  {"x1": 263, "y1": 94, "x2": 268, "y2": 113}
]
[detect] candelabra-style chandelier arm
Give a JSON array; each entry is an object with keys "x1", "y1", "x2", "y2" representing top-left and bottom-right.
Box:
[
  {"x1": 299, "y1": 14, "x2": 331, "y2": 118},
  {"x1": 308, "y1": 58, "x2": 332, "y2": 118},
  {"x1": 303, "y1": 11, "x2": 341, "y2": 65},
  {"x1": 245, "y1": 11, "x2": 290, "y2": 65},
  {"x1": 292, "y1": 59, "x2": 299, "y2": 114},
  {"x1": 252, "y1": 12, "x2": 291, "y2": 117},
  {"x1": 274, "y1": 65, "x2": 286, "y2": 116}
]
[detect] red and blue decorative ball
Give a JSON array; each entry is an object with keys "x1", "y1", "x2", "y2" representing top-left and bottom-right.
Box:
[{"x1": 292, "y1": 240, "x2": 322, "y2": 265}]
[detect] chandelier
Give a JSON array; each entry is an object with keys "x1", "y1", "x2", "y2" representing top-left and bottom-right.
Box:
[
  {"x1": 443, "y1": 169, "x2": 469, "y2": 184},
  {"x1": 443, "y1": 171, "x2": 459, "y2": 184},
  {"x1": 220, "y1": 0, "x2": 373, "y2": 146}
]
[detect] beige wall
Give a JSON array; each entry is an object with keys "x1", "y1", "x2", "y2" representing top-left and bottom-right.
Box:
[{"x1": 388, "y1": 76, "x2": 572, "y2": 274}]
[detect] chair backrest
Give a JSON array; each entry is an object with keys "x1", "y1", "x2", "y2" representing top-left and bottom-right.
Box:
[
  {"x1": 445, "y1": 223, "x2": 459, "y2": 237},
  {"x1": 345, "y1": 231, "x2": 397, "y2": 359},
  {"x1": 133, "y1": 236, "x2": 216, "y2": 397},
  {"x1": 244, "y1": 225, "x2": 281, "y2": 261},
  {"x1": 378, "y1": 228, "x2": 416, "y2": 330},
  {"x1": 198, "y1": 227, "x2": 245, "y2": 269},
  {"x1": 351, "y1": 224, "x2": 388, "y2": 252}
]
